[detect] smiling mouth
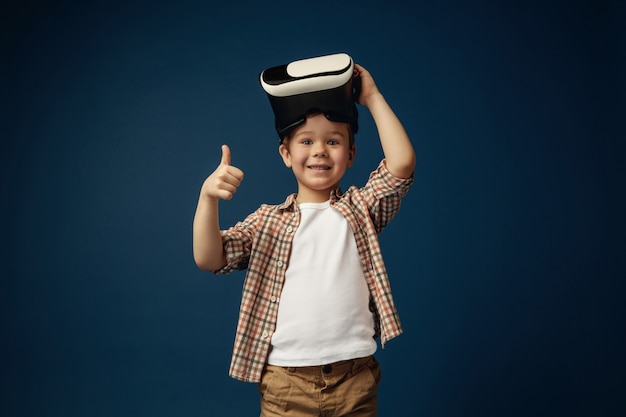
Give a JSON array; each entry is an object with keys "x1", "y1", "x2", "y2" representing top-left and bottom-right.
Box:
[{"x1": 307, "y1": 165, "x2": 331, "y2": 171}]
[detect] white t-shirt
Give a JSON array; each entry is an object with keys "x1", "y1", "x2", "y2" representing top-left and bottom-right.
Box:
[{"x1": 267, "y1": 200, "x2": 377, "y2": 366}]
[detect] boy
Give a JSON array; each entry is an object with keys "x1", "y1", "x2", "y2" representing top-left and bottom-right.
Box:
[{"x1": 193, "y1": 55, "x2": 415, "y2": 416}]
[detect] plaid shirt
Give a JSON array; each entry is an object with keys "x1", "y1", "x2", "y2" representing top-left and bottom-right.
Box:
[{"x1": 216, "y1": 160, "x2": 414, "y2": 382}]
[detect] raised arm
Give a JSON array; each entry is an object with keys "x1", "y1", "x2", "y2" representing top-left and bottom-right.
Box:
[
  {"x1": 354, "y1": 64, "x2": 416, "y2": 179},
  {"x1": 193, "y1": 144, "x2": 244, "y2": 271}
]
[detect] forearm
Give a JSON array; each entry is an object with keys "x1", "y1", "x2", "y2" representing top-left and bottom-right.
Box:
[
  {"x1": 193, "y1": 196, "x2": 226, "y2": 271},
  {"x1": 366, "y1": 93, "x2": 416, "y2": 179}
]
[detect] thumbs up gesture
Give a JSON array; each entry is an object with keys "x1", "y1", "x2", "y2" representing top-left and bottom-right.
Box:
[{"x1": 201, "y1": 144, "x2": 245, "y2": 201}]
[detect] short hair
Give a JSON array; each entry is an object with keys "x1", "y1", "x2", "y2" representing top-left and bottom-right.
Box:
[{"x1": 281, "y1": 112, "x2": 355, "y2": 149}]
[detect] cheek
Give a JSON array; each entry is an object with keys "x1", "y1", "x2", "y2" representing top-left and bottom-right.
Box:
[
  {"x1": 334, "y1": 151, "x2": 351, "y2": 166},
  {"x1": 290, "y1": 151, "x2": 309, "y2": 165}
]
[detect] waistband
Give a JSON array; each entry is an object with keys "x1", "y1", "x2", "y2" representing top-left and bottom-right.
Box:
[{"x1": 279, "y1": 355, "x2": 374, "y2": 377}]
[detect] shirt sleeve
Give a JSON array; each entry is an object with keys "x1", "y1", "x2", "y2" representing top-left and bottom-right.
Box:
[
  {"x1": 213, "y1": 209, "x2": 259, "y2": 274},
  {"x1": 362, "y1": 159, "x2": 414, "y2": 233}
]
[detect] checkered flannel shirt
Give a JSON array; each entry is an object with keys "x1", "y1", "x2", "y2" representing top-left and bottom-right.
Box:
[{"x1": 215, "y1": 160, "x2": 414, "y2": 382}]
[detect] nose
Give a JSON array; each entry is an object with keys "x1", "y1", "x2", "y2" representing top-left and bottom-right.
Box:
[{"x1": 312, "y1": 142, "x2": 328, "y2": 157}]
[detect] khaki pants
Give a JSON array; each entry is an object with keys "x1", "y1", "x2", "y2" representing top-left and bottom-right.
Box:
[{"x1": 259, "y1": 355, "x2": 381, "y2": 417}]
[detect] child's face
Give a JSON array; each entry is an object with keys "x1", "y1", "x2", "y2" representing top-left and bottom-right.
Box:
[{"x1": 279, "y1": 113, "x2": 355, "y2": 203}]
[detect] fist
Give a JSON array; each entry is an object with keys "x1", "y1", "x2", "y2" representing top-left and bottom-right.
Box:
[
  {"x1": 353, "y1": 63, "x2": 380, "y2": 107},
  {"x1": 201, "y1": 144, "x2": 244, "y2": 201}
]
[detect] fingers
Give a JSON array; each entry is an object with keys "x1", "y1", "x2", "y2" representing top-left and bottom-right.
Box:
[
  {"x1": 221, "y1": 144, "x2": 231, "y2": 166},
  {"x1": 205, "y1": 168, "x2": 242, "y2": 200},
  {"x1": 203, "y1": 144, "x2": 244, "y2": 201},
  {"x1": 352, "y1": 64, "x2": 379, "y2": 106},
  {"x1": 353, "y1": 63, "x2": 367, "y2": 76},
  {"x1": 214, "y1": 179, "x2": 238, "y2": 200},
  {"x1": 216, "y1": 165, "x2": 244, "y2": 199},
  {"x1": 222, "y1": 166, "x2": 244, "y2": 188},
  {"x1": 218, "y1": 144, "x2": 242, "y2": 188}
]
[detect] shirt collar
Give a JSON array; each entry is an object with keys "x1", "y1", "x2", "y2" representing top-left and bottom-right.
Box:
[
  {"x1": 330, "y1": 187, "x2": 343, "y2": 202},
  {"x1": 277, "y1": 187, "x2": 343, "y2": 211},
  {"x1": 277, "y1": 193, "x2": 298, "y2": 211}
]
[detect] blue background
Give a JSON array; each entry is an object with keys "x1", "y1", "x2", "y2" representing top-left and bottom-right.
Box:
[{"x1": 2, "y1": 0, "x2": 624, "y2": 416}]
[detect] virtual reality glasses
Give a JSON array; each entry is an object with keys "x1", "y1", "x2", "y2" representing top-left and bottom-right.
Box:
[{"x1": 260, "y1": 53, "x2": 359, "y2": 140}]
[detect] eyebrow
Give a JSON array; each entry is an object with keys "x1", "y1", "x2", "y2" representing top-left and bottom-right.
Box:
[{"x1": 294, "y1": 130, "x2": 347, "y2": 138}]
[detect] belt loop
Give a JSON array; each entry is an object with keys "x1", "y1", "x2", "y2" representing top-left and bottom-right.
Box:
[
  {"x1": 351, "y1": 358, "x2": 360, "y2": 375},
  {"x1": 354, "y1": 355, "x2": 369, "y2": 375}
]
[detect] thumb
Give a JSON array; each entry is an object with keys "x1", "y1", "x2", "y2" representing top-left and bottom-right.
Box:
[{"x1": 220, "y1": 144, "x2": 231, "y2": 166}]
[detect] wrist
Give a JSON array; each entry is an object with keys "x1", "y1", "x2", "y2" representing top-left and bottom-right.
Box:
[
  {"x1": 363, "y1": 91, "x2": 384, "y2": 108},
  {"x1": 199, "y1": 192, "x2": 220, "y2": 205}
]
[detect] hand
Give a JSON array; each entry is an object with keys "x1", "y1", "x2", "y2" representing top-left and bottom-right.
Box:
[
  {"x1": 353, "y1": 63, "x2": 382, "y2": 107},
  {"x1": 201, "y1": 144, "x2": 244, "y2": 201}
]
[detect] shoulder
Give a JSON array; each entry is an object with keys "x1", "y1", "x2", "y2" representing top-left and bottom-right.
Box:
[
  {"x1": 246, "y1": 194, "x2": 297, "y2": 222},
  {"x1": 261, "y1": 193, "x2": 297, "y2": 211}
]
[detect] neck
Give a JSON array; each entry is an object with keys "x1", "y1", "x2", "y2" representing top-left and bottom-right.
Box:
[{"x1": 295, "y1": 188, "x2": 334, "y2": 204}]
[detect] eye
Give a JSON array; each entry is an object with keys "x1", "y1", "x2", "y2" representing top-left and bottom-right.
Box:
[
  {"x1": 327, "y1": 139, "x2": 340, "y2": 146},
  {"x1": 300, "y1": 139, "x2": 312, "y2": 145}
]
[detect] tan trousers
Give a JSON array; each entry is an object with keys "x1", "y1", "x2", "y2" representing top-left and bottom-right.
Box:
[{"x1": 259, "y1": 355, "x2": 381, "y2": 417}]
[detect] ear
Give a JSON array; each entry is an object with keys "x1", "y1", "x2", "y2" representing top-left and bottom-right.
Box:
[
  {"x1": 279, "y1": 143, "x2": 292, "y2": 168},
  {"x1": 347, "y1": 144, "x2": 356, "y2": 168}
]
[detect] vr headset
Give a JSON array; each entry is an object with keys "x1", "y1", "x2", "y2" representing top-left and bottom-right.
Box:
[{"x1": 260, "y1": 53, "x2": 359, "y2": 140}]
